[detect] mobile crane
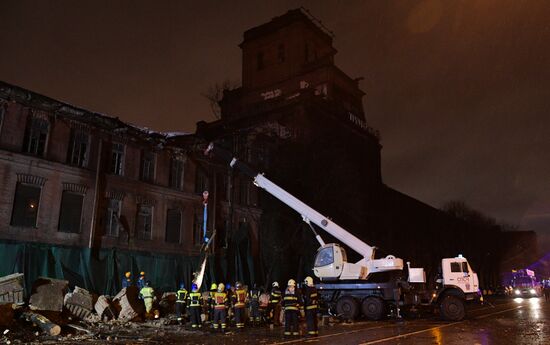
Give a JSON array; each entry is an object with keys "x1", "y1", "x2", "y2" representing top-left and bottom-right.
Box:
[{"x1": 205, "y1": 143, "x2": 481, "y2": 321}]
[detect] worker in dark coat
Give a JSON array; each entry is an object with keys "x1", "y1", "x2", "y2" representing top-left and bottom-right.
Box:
[
  {"x1": 302, "y1": 276, "x2": 319, "y2": 336},
  {"x1": 187, "y1": 283, "x2": 203, "y2": 329},
  {"x1": 248, "y1": 283, "x2": 261, "y2": 326},
  {"x1": 283, "y1": 279, "x2": 302, "y2": 336},
  {"x1": 121, "y1": 271, "x2": 133, "y2": 288},
  {"x1": 176, "y1": 282, "x2": 188, "y2": 324},
  {"x1": 268, "y1": 281, "x2": 282, "y2": 326}
]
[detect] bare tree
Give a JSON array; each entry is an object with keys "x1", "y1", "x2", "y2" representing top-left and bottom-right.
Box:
[{"x1": 201, "y1": 80, "x2": 237, "y2": 119}]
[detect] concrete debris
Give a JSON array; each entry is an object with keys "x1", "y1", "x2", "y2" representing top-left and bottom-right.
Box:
[
  {"x1": 64, "y1": 286, "x2": 93, "y2": 320},
  {"x1": 112, "y1": 286, "x2": 143, "y2": 321},
  {"x1": 21, "y1": 311, "x2": 61, "y2": 336},
  {"x1": 159, "y1": 292, "x2": 176, "y2": 315},
  {"x1": 94, "y1": 295, "x2": 116, "y2": 321},
  {"x1": 0, "y1": 303, "x2": 15, "y2": 327},
  {"x1": 0, "y1": 273, "x2": 25, "y2": 305},
  {"x1": 29, "y1": 277, "x2": 69, "y2": 312}
]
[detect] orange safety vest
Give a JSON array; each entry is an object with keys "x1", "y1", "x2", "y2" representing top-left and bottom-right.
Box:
[
  {"x1": 234, "y1": 289, "x2": 247, "y2": 308},
  {"x1": 214, "y1": 291, "x2": 228, "y2": 310}
]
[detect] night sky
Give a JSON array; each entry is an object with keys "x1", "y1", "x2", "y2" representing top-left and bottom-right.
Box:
[{"x1": 1, "y1": 1, "x2": 549, "y2": 252}]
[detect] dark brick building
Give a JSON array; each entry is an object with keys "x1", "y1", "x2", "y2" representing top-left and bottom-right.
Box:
[
  {"x1": 198, "y1": 9, "x2": 502, "y2": 288},
  {"x1": 0, "y1": 81, "x2": 261, "y2": 293}
]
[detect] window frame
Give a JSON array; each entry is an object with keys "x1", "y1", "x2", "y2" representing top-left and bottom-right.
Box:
[
  {"x1": 58, "y1": 190, "x2": 84, "y2": 233},
  {"x1": 23, "y1": 116, "x2": 50, "y2": 156},
  {"x1": 165, "y1": 208, "x2": 182, "y2": 243},
  {"x1": 140, "y1": 150, "x2": 156, "y2": 182},
  {"x1": 10, "y1": 182, "x2": 42, "y2": 228},
  {"x1": 110, "y1": 142, "x2": 125, "y2": 176},
  {"x1": 136, "y1": 204, "x2": 153, "y2": 240},
  {"x1": 105, "y1": 198, "x2": 121, "y2": 237},
  {"x1": 169, "y1": 158, "x2": 184, "y2": 190},
  {"x1": 67, "y1": 129, "x2": 90, "y2": 168}
]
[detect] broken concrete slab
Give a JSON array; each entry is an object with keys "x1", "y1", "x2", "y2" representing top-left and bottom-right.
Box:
[
  {"x1": 112, "y1": 286, "x2": 144, "y2": 321},
  {"x1": 29, "y1": 277, "x2": 69, "y2": 312},
  {"x1": 64, "y1": 286, "x2": 93, "y2": 319},
  {"x1": 0, "y1": 273, "x2": 25, "y2": 305},
  {"x1": 94, "y1": 295, "x2": 116, "y2": 321},
  {"x1": 158, "y1": 292, "x2": 176, "y2": 315}
]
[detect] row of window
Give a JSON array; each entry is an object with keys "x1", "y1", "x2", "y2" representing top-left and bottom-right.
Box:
[
  {"x1": 9, "y1": 182, "x2": 205, "y2": 245},
  {"x1": 19, "y1": 115, "x2": 192, "y2": 190}
]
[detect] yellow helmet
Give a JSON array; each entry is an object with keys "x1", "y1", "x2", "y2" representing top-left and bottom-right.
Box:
[
  {"x1": 288, "y1": 279, "x2": 296, "y2": 287},
  {"x1": 125, "y1": 272, "x2": 131, "y2": 278},
  {"x1": 304, "y1": 276, "x2": 313, "y2": 287},
  {"x1": 218, "y1": 283, "x2": 225, "y2": 292},
  {"x1": 210, "y1": 283, "x2": 218, "y2": 290},
  {"x1": 140, "y1": 271, "x2": 145, "y2": 276}
]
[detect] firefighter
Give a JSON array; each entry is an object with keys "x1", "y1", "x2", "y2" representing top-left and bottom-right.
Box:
[
  {"x1": 283, "y1": 279, "x2": 301, "y2": 336},
  {"x1": 187, "y1": 283, "x2": 203, "y2": 329},
  {"x1": 302, "y1": 276, "x2": 319, "y2": 336},
  {"x1": 139, "y1": 281, "x2": 155, "y2": 315},
  {"x1": 213, "y1": 282, "x2": 229, "y2": 332},
  {"x1": 121, "y1": 271, "x2": 133, "y2": 288},
  {"x1": 268, "y1": 281, "x2": 282, "y2": 326},
  {"x1": 232, "y1": 281, "x2": 247, "y2": 330},
  {"x1": 176, "y1": 282, "x2": 188, "y2": 324},
  {"x1": 208, "y1": 283, "x2": 217, "y2": 323},
  {"x1": 137, "y1": 271, "x2": 146, "y2": 290},
  {"x1": 248, "y1": 283, "x2": 261, "y2": 326}
]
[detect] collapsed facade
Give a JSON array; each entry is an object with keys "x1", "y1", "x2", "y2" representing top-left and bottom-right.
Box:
[
  {"x1": 0, "y1": 9, "x2": 503, "y2": 294},
  {"x1": 0, "y1": 81, "x2": 261, "y2": 294}
]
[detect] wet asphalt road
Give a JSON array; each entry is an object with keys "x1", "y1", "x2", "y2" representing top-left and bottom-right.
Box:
[{"x1": 166, "y1": 297, "x2": 549, "y2": 345}]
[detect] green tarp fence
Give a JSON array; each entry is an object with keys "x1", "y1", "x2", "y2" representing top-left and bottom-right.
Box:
[{"x1": 0, "y1": 240, "x2": 200, "y2": 296}]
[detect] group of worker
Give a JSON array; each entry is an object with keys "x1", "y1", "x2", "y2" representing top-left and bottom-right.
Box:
[
  {"x1": 121, "y1": 271, "x2": 319, "y2": 337},
  {"x1": 174, "y1": 277, "x2": 319, "y2": 336}
]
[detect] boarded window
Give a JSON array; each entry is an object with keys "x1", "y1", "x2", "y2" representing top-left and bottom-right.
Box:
[
  {"x1": 105, "y1": 199, "x2": 121, "y2": 236},
  {"x1": 58, "y1": 191, "x2": 83, "y2": 233},
  {"x1": 169, "y1": 158, "x2": 184, "y2": 190},
  {"x1": 11, "y1": 183, "x2": 41, "y2": 227},
  {"x1": 110, "y1": 143, "x2": 125, "y2": 175},
  {"x1": 165, "y1": 208, "x2": 181, "y2": 243},
  {"x1": 136, "y1": 204, "x2": 153, "y2": 240},
  {"x1": 140, "y1": 151, "x2": 155, "y2": 182},
  {"x1": 67, "y1": 129, "x2": 89, "y2": 167},
  {"x1": 23, "y1": 117, "x2": 49, "y2": 156}
]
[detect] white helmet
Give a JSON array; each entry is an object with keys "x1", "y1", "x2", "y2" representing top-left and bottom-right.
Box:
[
  {"x1": 304, "y1": 276, "x2": 314, "y2": 287},
  {"x1": 287, "y1": 279, "x2": 296, "y2": 287},
  {"x1": 272, "y1": 281, "x2": 279, "y2": 288}
]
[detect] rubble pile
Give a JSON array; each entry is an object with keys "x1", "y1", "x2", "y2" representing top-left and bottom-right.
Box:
[
  {"x1": 64, "y1": 286, "x2": 94, "y2": 320},
  {"x1": 29, "y1": 277, "x2": 69, "y2": 312}
]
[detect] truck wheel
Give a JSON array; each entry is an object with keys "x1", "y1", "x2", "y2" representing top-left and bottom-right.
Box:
[
  {"x1": 336, "y1": 296, "x2": 359, "y2": 320},
  {"x1": 362, "y1": 297, "x2": 385, "y2": 320},
  {"x1": 439, "y1": 295, "x2": 465, "y2": 321}
]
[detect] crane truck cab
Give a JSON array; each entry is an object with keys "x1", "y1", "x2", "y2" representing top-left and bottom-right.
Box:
[{"x1": 434, "y1": 255, "x2": 480, "y2": 321}]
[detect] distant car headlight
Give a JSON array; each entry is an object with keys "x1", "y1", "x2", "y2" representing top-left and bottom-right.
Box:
[
  {"x1": 530, "y1": 289, "x2": 536, "y2": 294},
  {"x1": 515, "y1": 289, "x2": 521, "y2": 295}
]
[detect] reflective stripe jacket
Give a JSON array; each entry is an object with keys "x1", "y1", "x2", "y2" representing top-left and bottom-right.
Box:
[
  {"x1": 283, "y1": 289, "x2": 302, "y2": 311},
  {"x1": 214, "y1": 291, "x2": 228, "y2": 310},
  {"x1": 302, "y1": 286, "x2": 319, "y2": 310},
  {"x1": 140, "y1": 287, "x2": 154, "y2": 299},
  {"x1": 232, "y1": 288, "x2": 247, "y2": 308},
  {"x1": 176, "y1": 289, "x2": 188, "y2": 303},
  {"x1": 248, "y1": 289, "x2": 260, "y2": 306},
  {"x1": 188, "y1": 291, "x2": 202, "y2": 307},
  {"x1": 270, "y1": 287, "x2": 282, "y2": 304}
]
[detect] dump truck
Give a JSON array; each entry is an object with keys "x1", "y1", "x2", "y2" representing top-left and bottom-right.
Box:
[{"x1": 205, "y1": 143, "x2": 481, "y2": 321}]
